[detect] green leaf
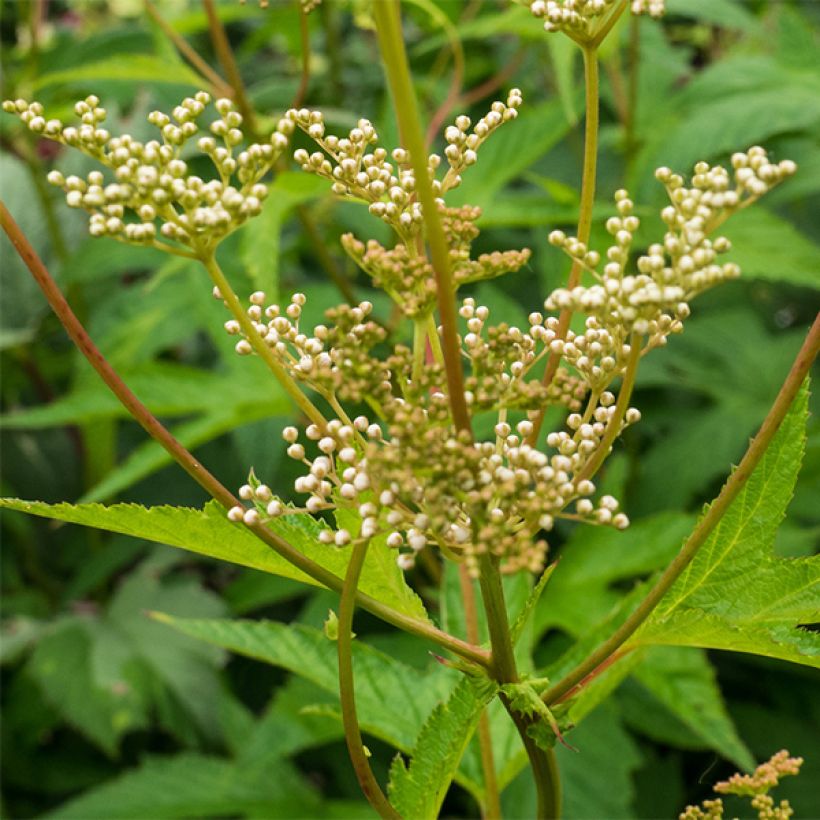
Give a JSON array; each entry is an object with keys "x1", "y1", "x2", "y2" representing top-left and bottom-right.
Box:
[
  {"x1": 719, "y1": 209, "x2": 820, "y2": 289},
  {"x1": 388, "y1": 676, "x2": 498, "y2": 820},
  {"x1": 665, "y1": 0, "x2": 759, "y2": 31},
  {"x1": 45, "y1": 753, "x2": 317, "y2": 819},
  {"x1": 0, "y1": 499, "x2": 429, "y2": 622},
  {"x1": 152, "y1": 617, "x2": 445, "y2": 749},
  {"x1": 32, "y1": 55, "x2": 204, "y2": 91},
  {"x1": 0, "y1": 361, "x2": 287, "y2": 427},
  {"x1": 510, "y1": 563, "x2": 557, "y2": 648},
  {"x1": 28, "y1": 622, "x2": 149, "y2": 756},
  {"x1": 627, "y1": 646, "x2": 754, "y2": 770},
  {"x1": 240, "y1": 172, "x2": 328, "y2": 298},
  {"x1": 77, "y1": 409, "x2": 276, "y2": 503},
  {"x1": 633, "y1": 382, "x2": 820, "y2": 667}
]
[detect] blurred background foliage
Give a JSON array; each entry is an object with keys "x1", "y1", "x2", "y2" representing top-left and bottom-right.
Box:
[{"x1": 1, "y1": 1, "x2": 818, "y2": 817}]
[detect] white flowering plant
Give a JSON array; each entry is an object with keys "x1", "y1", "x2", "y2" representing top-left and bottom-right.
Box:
[{"x1": 1, "y1": 1, "x2": 818, "y2": 818}]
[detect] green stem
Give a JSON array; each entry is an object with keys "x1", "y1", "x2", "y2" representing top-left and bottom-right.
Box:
[
  {"x1": 372, "y1": 0, "x2": 472, "y2": 436},
  {"x1": 543, "y1": 312, "x2": 820, "y2": 705},
  {"x1": 478, "y1": 554, "x2": 561, "y2": 819},
  {"x1": 201, "y1": 0, "x2": 259, "y2": 138},
  {"x1": 338, "y1": 538, "x2": 401, "y2": 819},
  {"x1": 529, "y1": 42, "x2": 600, "y2": 446},
  {"x1": 458, "y1": 565, "x2": 501, "y2": 820},
  {"x1": 0, "y1": 200, "x2": 491, "y2": 670},
  {"x1": 291, "y1": 3, "x2": 311, "y2": 109},
  {"x1": 145, "y1": 0, "x2": 233, "y2": 97},
  {"x1": 199, "y1": 251, "x2": 327, "y2": 428},
  {"x1": 413, "y1": 315, "x2": 427, "y2": 383}
]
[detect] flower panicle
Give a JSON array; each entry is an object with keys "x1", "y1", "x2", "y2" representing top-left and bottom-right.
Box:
[{"x1": 2, "y1": 92, "x2": 292, "y2": 253}]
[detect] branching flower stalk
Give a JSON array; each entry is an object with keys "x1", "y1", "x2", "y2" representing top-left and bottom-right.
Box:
[{"x1": 2, "y1": 0, "x2": 812, "y2": 816}]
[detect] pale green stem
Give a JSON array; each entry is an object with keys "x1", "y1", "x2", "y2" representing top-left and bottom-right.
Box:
[
  {"x1": 199, "y1": 251, "x2": 327, "y2": 428},
  {"x1": 338, "y1": 538, "x2": 401, "y2": 819},
  {"x1": 529, "y1": 42, "x2": 600, "y2": 446},
  {"x1": 372, "y1": 0, "x2": 472, "y2": 435},
  {"x1": 543, "y1": 313, "x2": 820, "y2": 705}
]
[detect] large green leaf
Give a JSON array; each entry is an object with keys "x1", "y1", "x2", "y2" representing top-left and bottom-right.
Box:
[
  {"x1": 632, "y1": 383, "x2": 820, "y2": 666},
  {"x1": 388, "y1": 677, "x2": 498, "y2": 820},
  {"x1": 0, "y1": 499, "x2": 429, "y2": 622}
]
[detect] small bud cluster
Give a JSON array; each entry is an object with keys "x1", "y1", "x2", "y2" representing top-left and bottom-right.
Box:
[
  {"x1": 530, "y1": 0, "x2": 664, "y2": 34},
  {"x1": 630, "y1": 0, "x2": 665, "y2": 18},
  {"x1": 545, "y1": 148, "x2": 796, "y2": 345},
  {"x1": 460, "y1": 299, "x2": 587, "y2": 412},
  {"x1": 341, "y1": 205, "x2": 530, "y2": 318},
  {"x1": 223, "y1": 291, "x2": 389, "y2": 405},
  {"x1": 287, "y1": 91, "x2": 521, "y2": 241},
  {"x1": 530, "y1": 0, "x2": 619, "y2": 34},
  {"x1": 2, "y1": 93, "x2": 291, "y2": 253},
  {"x1": 680, "y1": 751, "x2": 802, "y2": 820}
]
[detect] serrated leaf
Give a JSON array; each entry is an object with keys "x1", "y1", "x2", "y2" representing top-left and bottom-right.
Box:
[
  {"x1": 633, "y1": 382, "x2": 820, "y2": 667},
  {"x1": 0, "y1": 499, "x2": 429, "y2": 621},
  {"x1": 155, "y1": 617, "x2": 473, "y2": 785},
  {"x1": 388, "y1": 676, "x2": 498, "y2": 820}
]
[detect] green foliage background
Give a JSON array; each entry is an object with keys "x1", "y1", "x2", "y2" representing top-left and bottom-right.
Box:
[{"x1": 1, "y1": 1, "x2": 818, "y2": 817}]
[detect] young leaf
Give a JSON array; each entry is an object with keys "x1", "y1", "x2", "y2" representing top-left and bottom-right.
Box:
[
  {"x1": 632, "y1": 383, "x2": 820, "y2": 667},
  {"x1": 0, "y1": 499, "x2": 429, "y2": 621},
  {"x1": 388, "y1": 676, "x2": 498, "y2": 820}
]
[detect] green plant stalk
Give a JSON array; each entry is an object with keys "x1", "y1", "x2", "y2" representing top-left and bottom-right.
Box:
[
  {"x1": 338, "y1": 538, "x2": 401, "y2": 820},
  {"x1": 201, "y1": 0, "x2": 259, "y2": 138},
  {"x1": 543, "y1": 311, "x2": 820, "y2": 705},
  {"x1": 145, "y1": 0, "x2": 233, "y2": 97},
  {"x1": 529, "y1": 42, "x2": 600, "y2": 446},
  {"x1": 479, "y1": 554, "x2": 561, "y2": 820},
  {"x1": 458, "y1": 564, "x2": 501, "y2": 820},
  {"x1": 372, "y1": 0, "x2": 472, "y2": 435},
  {"x1": 199, "y1": 251, "x2": 328, "y2": 428},
  {"x1": 0, "y1": 200, "x2": 491, "y2": 670},
  {"x1": 292, "y1": 3, "x2": 311, "y2": 109}
]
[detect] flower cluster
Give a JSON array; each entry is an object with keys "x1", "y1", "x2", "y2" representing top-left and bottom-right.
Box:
[
  {"x1": 530, "y1": 0, "x2": 665, "y2": 34},
  {"x1": 340, "y1": 205, "x2": 531, "y2": 317},
  {"x1": 2, "y1": 93, "x2": 291, "y2": 254},
  {"x1": 286, "y1": 90, "x2": 522, "y2": 241},
  {"x1": 224, "y1": 289, "x2": 640, "y2": 576},
  {"x1": 680, "y1": 751, "x2": 803, "y2": 820},
  {"x1": 546, "y1": 149, "x2": 797, "y2": 345}
]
